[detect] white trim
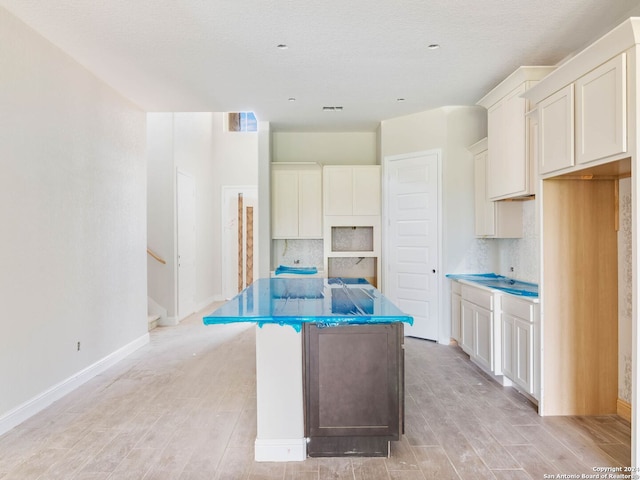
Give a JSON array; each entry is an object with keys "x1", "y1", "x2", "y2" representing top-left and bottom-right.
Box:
[
  {"x1": 158, "y1": 316, "x2": 179, "y2": 327},
  {"x1": 382, "y1": 149, "x2": 444, "y2": 343},
  {"x1": 254, "y1": 438, "x2": 307, "y2": 462},
  {"x1": 0, "y1": 333, "x2": 150, "y2": 436},
  {"x1": 220, "y1": 185, "x2": 259, "y2": 299}
]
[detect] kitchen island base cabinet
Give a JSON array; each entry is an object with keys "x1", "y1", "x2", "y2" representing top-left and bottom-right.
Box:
[{"x1": 303, "y1": 323, "x2": 404, "y2": 457}]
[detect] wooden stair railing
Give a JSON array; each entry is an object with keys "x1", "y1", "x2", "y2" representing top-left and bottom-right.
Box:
[{"x1": 147, "y1": 248, "x2": 167, "y2": 265}]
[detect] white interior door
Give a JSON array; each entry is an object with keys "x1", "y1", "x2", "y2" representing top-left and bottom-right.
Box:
[
  {"x1": 385, "y1": 151, "x2": 440, "y2": 340},
  {"x1": 177, "y1": 170, "x2": 196, "y2": 320},
  {"x1": 222, "y1": 186, "x2": 259, "y2": 300}
]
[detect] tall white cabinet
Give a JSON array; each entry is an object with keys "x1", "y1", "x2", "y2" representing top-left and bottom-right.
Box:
[{"x1": 323, "y1": 165, "x2": 381, "y2": 286}]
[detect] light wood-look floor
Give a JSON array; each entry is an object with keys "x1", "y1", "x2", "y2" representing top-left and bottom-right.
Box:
[{"x1": 0, "y1": 304, "x2": 631, "y2": 479}]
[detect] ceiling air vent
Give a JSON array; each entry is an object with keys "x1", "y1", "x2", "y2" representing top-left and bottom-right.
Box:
[{"x1": 322, "y1": 106, "x2": 343, "y2": 111}]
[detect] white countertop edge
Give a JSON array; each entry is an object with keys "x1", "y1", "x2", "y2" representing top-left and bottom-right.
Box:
[{"x1": 455, "y1": 278, "x2": 540, "y2": 303}]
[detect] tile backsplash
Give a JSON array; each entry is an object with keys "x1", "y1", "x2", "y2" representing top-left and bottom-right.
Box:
[
  {"x1": 497, "y1": 199, "x2": 538, "y2": 283},
  {"x1": 272, "y1": 239, "x2": 324, "y2": 270}
]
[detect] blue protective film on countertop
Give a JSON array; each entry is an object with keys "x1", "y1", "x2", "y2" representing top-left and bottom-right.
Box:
[
  {"x1": 203, "y1": 277, "x2": 413, "y2": 331},
  {"x1": 446, "y1": 273, "x2": 539, "y2": 297},
  {"x1": 274, "y1": 265, "x2": 318, "y2": 275}
]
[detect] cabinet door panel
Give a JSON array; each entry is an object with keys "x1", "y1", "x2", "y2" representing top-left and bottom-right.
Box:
[
  {"x1": 576, "y1": 53, "x2": 627, "y2": 164},
  {"x1": 502, "y1": 314, "x2": 515, "y2": 381},
  {"x1": 298, "y1": 170, "x2": 322, "y2": 237},
  {"x1": 515, "y1": 319, "x2": 534, "y2": 393},
  {"x1": 474, "y1": 306, "x2": 493, "y2": 371},
  {"x1": 460, "y1": 300, "x2": 475, "y2": 355},
  {"x1": 353, "y1": 166, "x2": 381, "y2": 215},
  {"x1": 272, "y1": 170, "x2": 299, "y2": 238},
  {"x1": 474, "y1": 151, "x2": 495, "y2": 236},
  {"x1": 324, "y1": 167, "x2": 353, "y2": 215},
  {"x1": 304, "y1": 323, "x2": 402, "y2": 439},
  {"x1": 539, "y1": 84, "x2": 574, "y2": 174},
  {"x1": 487, "y1": 84, "x2": 528, "y2": 199},
  {"x1": 486, "y1": 101, "x2": 505, "y2": 200},
  {"x1": 451, "y1": 292, "x2": 461, "y2": 342}
]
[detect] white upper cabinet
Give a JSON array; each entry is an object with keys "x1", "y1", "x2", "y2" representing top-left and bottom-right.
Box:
[
  {"x1": 487, "y1": 84, "x2": 528, "y2": 199},
  {"x1": 523, "y1": 18, "x2": 638, "y2": 178},
  {"x1": 468, "y1": 138, "x2": 523, "y2": 238},
  {"x1": 271, "y1": 163, "x2": 322, "y2": 239},
  {"x1": 538, "y1": 84, "x2": 575, "y2": 174},
  {"x1": 537, "y1": 54, "x2": 627, "y2": 176},
  {"x1": 575, "y1": 53, "x2": 627, "y2": 165},
  {"x1": 478, "y1": 66, "x2": 555, "y2": 200},
  {"x1": 323, "y1": 165, "x2": 381, "y2": 216}
]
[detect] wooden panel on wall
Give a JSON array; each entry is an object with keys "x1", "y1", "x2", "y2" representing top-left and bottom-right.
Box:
[
  {"x1": 238, "y1": 193, "x2": 244, "y2": 293},
  {"x1": 542, "y1": 179, "x2": 618, "y2": 415},
  {"x1": 246, "y1": 206, "x2": 254, "y2": 286}
]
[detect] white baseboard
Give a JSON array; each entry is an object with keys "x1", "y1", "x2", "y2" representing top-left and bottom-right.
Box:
[
  {"x1": 0, "y1": 333, "x2": 150, "y2": 436},
  {"x1": 254, "y1": 438, "x2": 307, "y2": 462}
]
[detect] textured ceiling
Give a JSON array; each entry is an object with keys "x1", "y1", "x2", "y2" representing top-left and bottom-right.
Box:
[{"x1": 2, "y1": 0, "x2": 640, "y2": 131}]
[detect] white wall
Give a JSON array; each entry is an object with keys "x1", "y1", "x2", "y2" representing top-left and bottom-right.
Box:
[
  {"x1": 147, "y1": 112, "x2": 259, "y2": 317},
  {"x1": 0, "y1": 7, "x2": 147, "y2": 427},
  {"x1": 380, "y1": 106, "x2": 488, "y2": 343},
  {"x1": 258, "y1": 122, "x2": 272, "y2": 279},
  {"x1": 147, "y1": 113, "x2": 177, "y2": 319},
  {"x1": 272, "y1": 132, "x2": 377, "y2": 164}
]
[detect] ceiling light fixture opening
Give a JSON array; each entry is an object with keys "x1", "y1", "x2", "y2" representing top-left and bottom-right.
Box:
[
  {"x1": 277, "y1": 44, "x2": 289, "y2": 49},
  {"x1": 288, "y1": 97, "x2": 296, "y2": 102},
  {"x1": 396, "y1": 98, "x2": 406, "y2": 102},
  {"x1": 428, "y1": 44, "x2": 440, "y2": 50}
]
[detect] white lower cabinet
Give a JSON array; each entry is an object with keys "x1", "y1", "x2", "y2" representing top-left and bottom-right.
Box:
[
  {"x1": 473, "y1": 305, "x2": 493, "y2": 372},
  {"x1": 460, "y1": 299, "x2": 475, "y2": 355},
  {"x1": 451, "y1": 282, "x2": 462, "y2": 343},
  {"x1": 455, "y1": 282, "x2": 506, "y2": 381},
  {"x1": 451, "y1": 279, "x2": 540, "y2": 393},
  {"x1": 501, "y1": 295, "x2": 539, "y2": 400}
]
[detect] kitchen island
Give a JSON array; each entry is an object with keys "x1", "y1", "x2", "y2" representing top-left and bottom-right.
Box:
[{"x1": 203, "y1": 277, "x2": 413, "y2": 461}]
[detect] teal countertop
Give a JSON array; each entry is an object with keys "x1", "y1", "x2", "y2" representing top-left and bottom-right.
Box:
[
  {"x1": 446, "y1": 273, "x2": 538, "y2": 298},
  {"x1": 203, "y1": 277, "x2": 414, "y2": 332}
]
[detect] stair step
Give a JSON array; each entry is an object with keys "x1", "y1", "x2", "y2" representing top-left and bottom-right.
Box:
[{"x1": 147, "y1": 314, "x2": 161, "y2": 331}]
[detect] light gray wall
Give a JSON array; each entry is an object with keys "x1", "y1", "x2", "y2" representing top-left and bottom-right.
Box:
[
  {"x1": 272, "y1": 132, "x2": 377, "y2": 164},
  {"x1": 0, "y1": 7, "x2": 147, "y2": 424}
]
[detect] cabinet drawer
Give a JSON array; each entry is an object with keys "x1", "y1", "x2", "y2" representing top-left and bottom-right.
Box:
[
  {"x1": 451, "y1": 281, "x2": 462, "y2": 295},
  {"x1": 502, "y1": 295, "x2": 535, "y2": 321},
  {"x1": 461, "y1": 285, "x2": 493, "y2": 311}
]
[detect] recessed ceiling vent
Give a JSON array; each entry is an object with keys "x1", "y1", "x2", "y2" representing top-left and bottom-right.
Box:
[{"x1": 322, "y1": 106, "x2": 343, "y2": 111}]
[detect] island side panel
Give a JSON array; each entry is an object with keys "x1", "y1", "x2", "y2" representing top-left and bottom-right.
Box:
[{"x1": 254, "y1": 324, "x2": 306, "y2": 461}]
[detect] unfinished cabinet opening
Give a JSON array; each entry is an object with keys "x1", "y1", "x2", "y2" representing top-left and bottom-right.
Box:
[
  {"x1": 541, "y1": 158, "x2": 630, "y2": 416},
  {"x1": 331, "y1": 226, "x2": 374, "y2": 252},
  {"x1": 328, "y1": 257, "x2": 378, "y2": 288}
]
